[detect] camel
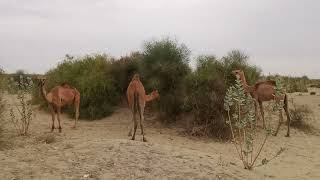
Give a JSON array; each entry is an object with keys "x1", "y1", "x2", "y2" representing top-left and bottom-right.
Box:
[
  {"x1": 232, "y1": 70, "x2": 291, "y2": 137},
  {"x1": 37, "y1": 76, "x2": 80, "y2": 132},
  {"x1": 127, "y1": 73, "x2": 160, "y2": 142}
]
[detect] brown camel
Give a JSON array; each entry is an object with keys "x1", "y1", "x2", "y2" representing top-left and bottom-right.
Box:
[
  {"x1": 232, "y1": 70, "x2": 291, "y2": 137},
  {"x1": 37, "y1": 76, "x2": 80, "y2": 132},
  {"x1": 127, "y1": 74, "x2": 160, "y2": 142}
]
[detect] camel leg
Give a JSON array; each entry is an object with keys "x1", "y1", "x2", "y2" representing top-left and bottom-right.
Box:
[
  {"x1": 73, "y1": 105, "x2": 79, "y2": 129},
  {"x1": 73, "y1": 96, "x2": 80, "y2": 129},
  {"x1": 139, "y1": 106, "x2": 147, "y2": 142},
  {"x1": 131, "y1": 111, "x2": 138, "y2": 141},
  {"x1": 258, "y1": 101, "x2": 265, "y2": 128},
  {"x1": 57, "y1": 108, "x2": 62, "y2": 133},
  {"x1": 128, "y1": 110, "x2": 134, "y2": 137},
  {"x1": 253, "y1": 98, "x2": 259, "y2": 127},
  {"x1": 50, "y1": 105, "x2": 55, "y2": 132},
  {"x1": 274, "y1": 109, "x2": 283, "y2": 136},
  {"x1": 284, "y1": 102, "x2": 291, "y2": 137}
]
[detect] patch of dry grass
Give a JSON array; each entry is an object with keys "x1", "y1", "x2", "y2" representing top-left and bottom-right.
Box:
[
  {"x1": 289, "y1": 102, "x2": 317, "y2": 134},
  {"x1": 36, "y1": 133, "x2": 56, "y2": 144}
]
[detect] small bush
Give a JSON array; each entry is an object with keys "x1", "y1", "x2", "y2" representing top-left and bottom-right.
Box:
[
  {"x1": 224, "y1": 77, "x2": 283, "y2": 170},
  {"x1": 9, "y1": 75, "x2": 34, "y2": 136},
  {"x1": 289, "y1": 102, "x2": 314, "y2": 133}
]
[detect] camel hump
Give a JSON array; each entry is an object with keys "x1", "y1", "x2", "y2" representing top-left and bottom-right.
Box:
[
  {"x1": 60, "y1": 82, "x2": 74, "y2": 89},
  {"x1": 265, "y1": 80, "x2": 276, "y2": 86},
  {"x1": 254, "y1": 80, "x2": 276, "y2": 88}
]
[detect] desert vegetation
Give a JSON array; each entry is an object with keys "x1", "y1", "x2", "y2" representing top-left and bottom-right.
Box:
[
  {"x1": 0, "y1": 38, "x2": 319, "y2": 179},
  {"x1": 29, "y1": 38, "x2": 318, "y2": 139},
  {"x1": 266, "y1": 75, "x2": 309, "y2": 93},
  {"x1": 30, "y1": 38, "x2": 263, "y2": 139},
  {"x1": 0, "y1": 68, "x2": 6, "y2": 137},
  {"x1": 8, "y1": 75, "x2": 34, "y2": 136},
  {"x1": 289, "y1": 100, "x2": 316, "y2": 134}
]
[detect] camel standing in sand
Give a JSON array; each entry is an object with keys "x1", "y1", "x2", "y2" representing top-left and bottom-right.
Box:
[
  {"x1": 127, "y1": 74, "x2": 159, "y2": 142},
  {"x1": 37, "y1": 77, "x2": 80, "y2": 132},
  {"x1": 232, "y1": 70, "x2": 291, "y2": 137}
]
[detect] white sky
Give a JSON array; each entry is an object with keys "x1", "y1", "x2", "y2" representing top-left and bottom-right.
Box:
[{"x1": 0, "y1": 0, "x2": 319, "y2": 78}]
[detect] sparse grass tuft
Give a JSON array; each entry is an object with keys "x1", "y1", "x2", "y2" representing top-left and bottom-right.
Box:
[
  {"x1": 37, "y1": 133, "x2": 56, "y2": 144},
  {"x1": 289, "y1": 101, "x2": 316, "y2": 134},
  {"x1": 8, "y1": 75, "x2": 34, "y2": 136}
]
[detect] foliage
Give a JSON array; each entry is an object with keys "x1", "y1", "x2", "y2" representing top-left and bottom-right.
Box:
[
  {"x1": 33, "y1": 54, "x2": 121, "y2": 120},
  {"x1": 141, "y1": 38, "x2": 191, "y2": 120},
  {"x1": 0, "y1": 68, "x2": 5, "y2": 137},
  {"x1": 222, "y1": 50, "x2": 261, "y2": 87},
  {"x1": 110, "y1": 52, "x2": 142, "y2": 95},
  {"x1": 289, "y1": 101, "x2": 314, "y2": 133},
  {"x1": 184, "y1": 56, "x2": 229, "y2": 138},
  {"x1": 224, "y1": 78, "x2": 273, "y2": 170},
  {"x1": 9, "y1": 75, "x2": 34, "y2": 136},
  {"x1": 266, "y1": 75, "x2": 308, "y2": 93}
]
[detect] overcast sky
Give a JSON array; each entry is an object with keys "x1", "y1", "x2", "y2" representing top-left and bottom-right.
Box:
[{"x1": 0, "y1": 0, "x2": 319, "y2": 78}]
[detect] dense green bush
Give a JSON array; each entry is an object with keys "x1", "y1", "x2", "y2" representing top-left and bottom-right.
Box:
[
  {"x1": 266, "y1": 75, "x2": 309, "y2": 93},
  {"x1": 0, "y1": 68, "x2": 6, "y2": 137},
  {"x1": 309, "y1": 79, "x2": 320, "y2": 88},
  {"x1": 182, "y1": 51, "x2": 261, "y2": 138},
  {"x1": 33, "y1": 54, "x2": 121, "y2": 120},
  {"x1": 29, "y1": 39, "x2": 264, "y2": 139},
  {"x1": 184, "y1": 56, "x2": 229, "y2": 138},
  {"x1": 141, "y1": 38, "x2": 191, "y2": 120},
  {"x1": 110, "y1": 52, "x2": 142, "y2": 95},
  {"x1": 222, "y1": 50, "x2": 261, "y2": 87}
]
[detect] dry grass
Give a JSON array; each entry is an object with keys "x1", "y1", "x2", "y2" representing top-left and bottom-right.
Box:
[
  {"x1": 36, "y1": 133, "x2": 56, "y2": 144},
  {"x1": 289, "y1": 102, "x2": 317, "y2": 134}
]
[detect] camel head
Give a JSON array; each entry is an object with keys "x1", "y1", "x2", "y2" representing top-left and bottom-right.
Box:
[
  {"x1": 151, "y1": 90, "x2": 160, "y2": 99},
  {"x1": 232, "y1": 69, "x2": 244, "y2": 80},
  {"x1": 36, "y1": 76, "x2": 46, "y2": 87}
]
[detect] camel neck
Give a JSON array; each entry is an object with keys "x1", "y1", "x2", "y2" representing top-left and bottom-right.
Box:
[
  {"x1": 239, "y1": 74, "x2": 251, "y2": 93},
  {"x1": 40, "y1": 85, "x2": 49, "y2": 103}
]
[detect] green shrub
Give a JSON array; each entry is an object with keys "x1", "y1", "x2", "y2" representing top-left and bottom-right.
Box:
[
  {"x1": 33, "y1": 54, "x2": 121, "y2": 120},
  {"x1": 222, "y1": 50, "x2": 261, "y2": 87},
  {"x1": 141, "y1": 38, "x2": 191, "y2": 120},
  {"x1": 184, "y1": 56, "x2": 229, "y2": 138},
  {"x1": 223, "y1": 76, "x2": 282, "y2": 169},
  {"x1": 266, "y1": 75, "x2": 309, "y2": 93},
  {"x1": 0, "y1": 68, "x2": 5, "y2": 137},
  {"x1": 110, "y1": 52, "x2": 142, "y2": 95}
]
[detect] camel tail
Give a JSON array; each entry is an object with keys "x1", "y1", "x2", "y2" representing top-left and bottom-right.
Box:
[{"x1": 134, "y1": 92, "x2": 141, "y2": 119}]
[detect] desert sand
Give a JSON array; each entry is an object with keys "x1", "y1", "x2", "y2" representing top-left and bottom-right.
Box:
[{"x1": 0, "y1": 88, "x2": 320, "y2": 180}]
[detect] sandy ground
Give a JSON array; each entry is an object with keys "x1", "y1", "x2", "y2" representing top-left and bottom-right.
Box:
[{"x1": 0, "y1": 89, "x2": 320, "y2": 180}]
